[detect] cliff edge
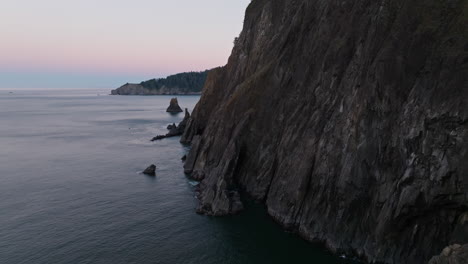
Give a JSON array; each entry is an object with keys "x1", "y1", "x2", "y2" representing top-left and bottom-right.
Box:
[{"x1": 182, "y1": 0, "x2": 468, "y2": 263}]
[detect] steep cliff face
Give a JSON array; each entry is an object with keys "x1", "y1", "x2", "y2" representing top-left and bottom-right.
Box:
[{"x1": 182, "y1": 0, "x2": 468, "y2": 263}]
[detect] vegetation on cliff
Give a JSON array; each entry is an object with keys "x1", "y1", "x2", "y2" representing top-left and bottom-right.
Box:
[
  {"x1": 140, "y1": 71, "x2": 209, "y2": 92},
  {"x1": 111, "y1": 70, "x2": 213, "y2": 95}
]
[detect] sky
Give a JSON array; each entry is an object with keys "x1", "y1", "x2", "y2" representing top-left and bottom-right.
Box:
[{"x1": 0, "y1": 0, "x2": 250, "y2": 88}]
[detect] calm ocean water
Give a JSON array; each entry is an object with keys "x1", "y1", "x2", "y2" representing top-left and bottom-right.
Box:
[{"x1": 0, "y1": 89, "x2": 358, "y2": 264}]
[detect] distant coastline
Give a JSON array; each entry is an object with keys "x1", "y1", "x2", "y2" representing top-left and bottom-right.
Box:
[
  {"x1": 111, "y1": 83, "x2": 202, "y2": 95},
  {"x1": 111, "y1": 70, "x2": 214, "y2": 95}
]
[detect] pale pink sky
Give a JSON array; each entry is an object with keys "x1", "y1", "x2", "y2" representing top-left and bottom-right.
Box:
[{"x1": 0, "y1": 0, "x2": 250, "y2": 88}]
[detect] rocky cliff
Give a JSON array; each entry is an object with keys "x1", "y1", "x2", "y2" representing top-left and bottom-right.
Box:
[{"x1": 182, "y1": 0, "x2": 468, "y2": 263}]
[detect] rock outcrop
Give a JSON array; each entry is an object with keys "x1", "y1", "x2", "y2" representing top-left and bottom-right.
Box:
[
  {"x1": 143, "y1": 164, "x2": 156, "y2": 176},
  {"x1": 181, "y1": 0, "x2": 468, "y2": 263},
  {"x1": 151, "y1": 109, "x2": 191, "y2": 141},
  {"x1": 177, "y1": 108, "x2": 191, "y2": 132},
  {"x1": 166, "y1": 98, "x2": 183, "y2": 113},
  {"x1": 429, "y1": 244, "x2": 468, "y2": 264}
]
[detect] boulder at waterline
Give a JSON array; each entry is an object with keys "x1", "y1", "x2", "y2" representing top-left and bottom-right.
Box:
[{"x1": 143, "y1": 164, "x2": 156, "y2": 176}]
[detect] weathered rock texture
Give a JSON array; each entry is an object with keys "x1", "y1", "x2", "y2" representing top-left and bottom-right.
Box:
[
  {"x1": 429, "y1": 244, "x2": 468, "y2": 264},
  {"x1": 181, "y1": 0, "x2": 468, "y2": 263}
]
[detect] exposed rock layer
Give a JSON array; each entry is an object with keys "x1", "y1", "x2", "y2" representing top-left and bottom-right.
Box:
[{"x1": 182, "y1": 0, "x2": 468, "y2": 263}]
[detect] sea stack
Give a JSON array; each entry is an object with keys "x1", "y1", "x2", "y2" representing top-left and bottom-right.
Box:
[{"x1": 166, "y1": 98, "x2": 183, "y2": 113}]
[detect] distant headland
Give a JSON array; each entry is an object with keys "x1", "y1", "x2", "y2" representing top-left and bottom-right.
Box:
[{"x1": 111, "y1": 69, "x2": 216, "y2": 95}]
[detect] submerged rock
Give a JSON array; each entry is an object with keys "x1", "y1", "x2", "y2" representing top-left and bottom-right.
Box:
[
  {"x1": 166, "y1": 98, "x2": 183, "y2": 113},
  {"x1": 151, "y1": 135, "x2": 167, "y2": 141},
  {"x1": 143, "y1": 164, "x2": 156, "y2": 176}
]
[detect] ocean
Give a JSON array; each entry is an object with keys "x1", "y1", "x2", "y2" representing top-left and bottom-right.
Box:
[{"x1": 0, "y1": 89, "x2": 358, "y2": 264}]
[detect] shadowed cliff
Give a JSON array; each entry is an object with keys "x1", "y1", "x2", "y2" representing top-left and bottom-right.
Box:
[{"x1": 182, "y1": 0, "x2": 468, "y2": 263}]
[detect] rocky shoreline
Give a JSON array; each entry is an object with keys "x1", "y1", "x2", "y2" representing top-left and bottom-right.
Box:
[{"x1": 151, "y1": 108, "x2": 190, "y2": 142}]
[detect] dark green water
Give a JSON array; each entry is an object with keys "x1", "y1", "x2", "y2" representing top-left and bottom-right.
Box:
[{"x1": 0, "y1": 89, "x2": 359, "y2": 264}]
